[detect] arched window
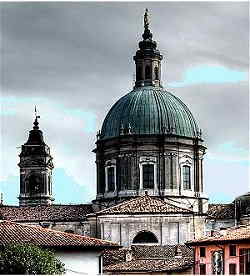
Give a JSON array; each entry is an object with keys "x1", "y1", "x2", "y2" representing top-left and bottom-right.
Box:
[
  {"x1": 28, "y1": 174, "x2": 42, "y2": 195},
  {"x1": 145, "y1": 65, "x2": 151, "y2": 79},
  {"x1": 183, "y1": 165, "x2": 191, "y2": 190},
  {"x1": 107, "y1": 167, "x2": 115, "y2": 192},
  {"x1": 133, "y1": 231, "x2": 158, "y2": 244},
  {"x1": 154, "y1": 66, "x2": 159, "y2": 80},
  {"x1": 143, "y1": 164, "x2": 154, "y2": 189},
  {"x1": 136, "y1": 66, "x2": 142, "y2": 81}
]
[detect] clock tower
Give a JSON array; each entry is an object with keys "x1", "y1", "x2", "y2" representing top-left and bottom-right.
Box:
[{"x1": 18, "y1": 112, "x2": 54, "y2": 206}]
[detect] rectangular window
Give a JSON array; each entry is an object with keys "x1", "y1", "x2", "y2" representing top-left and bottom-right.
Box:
[
  {"x1": 200, "y1": 264, "x2": 206, "y2": 275},
  {"x1": 240, "y1": 248, "x2": 250, "y2": 274},
  {"x1": 183, "y1": 165, "x2": 191, "y2": 190},
  {"x1": 143, "y1": 164, "x2": 154, "y2": 189},
  {"x1": 119, "y1": 159, "x2": 128, "y2": 190},
  {"x1": 229, "y1": 264, "x2": 236, "y2": 275},
  {"x1": 107, "y1": 167, "x2": 115, "y2": 192},
  {"x1": 229, "y1": 245, "x2": 236, "y2": 256},
  {"x1": 168, "y1": 222, "x2": 179, "y2": 244},
  {"x1": 200, "y1": 247, "x2": 206, "y2": 257},
  {"x1": 98, "y1": 255, "x2": 103, "y2": 274}
]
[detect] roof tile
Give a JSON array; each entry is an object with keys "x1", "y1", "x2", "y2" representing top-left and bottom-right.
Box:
[
  {"x1": 207, "y1": 203, "x2": 234, "y2": 219},
  {"x1": 0, "y1": 220, "x2": 119, "y2": 249},
  {"x1": 187, "y1": 225, "x2": 250, "y2": 245},
  {"x1": 95, "y1": 195, "x2": 193, "y2": 215},
  {"x1": 103, "y1": 244, "x2": 194, "y2": 273},
  {"x1": 0, "y1": 204, "x2": 93, "y2": 222}
]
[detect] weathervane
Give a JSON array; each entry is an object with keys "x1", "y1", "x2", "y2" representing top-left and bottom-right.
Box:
[{"x1": 33, "y1": 106, "x2": 40, "y2": 129}]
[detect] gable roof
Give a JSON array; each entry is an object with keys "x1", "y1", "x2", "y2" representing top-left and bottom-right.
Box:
[
  {"x1": 0, "y1": 204, "x2": 93, "y2": 222},
  {"x1": 94, "y1": 195, "x2": 193, "y2": 216},
  {"x1": 0, "y1": 220, "x2": 119, "y2": 250},
  {"x1": 186, "y1": 225, "x2": 250, "y2": 246}
]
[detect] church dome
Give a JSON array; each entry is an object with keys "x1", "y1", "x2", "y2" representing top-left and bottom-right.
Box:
[{"x1": 101, "y1": 86, "x2": 200, "y2": 140}]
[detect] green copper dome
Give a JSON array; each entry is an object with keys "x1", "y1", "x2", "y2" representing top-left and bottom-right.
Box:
[{"x1": 100, "y1": 86, "x2": 200, "y2": 140}]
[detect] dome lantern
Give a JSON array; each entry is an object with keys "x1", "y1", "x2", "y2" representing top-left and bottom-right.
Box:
[{"x1": 134, "y1": 9, "x2": 163, "y2": 88}]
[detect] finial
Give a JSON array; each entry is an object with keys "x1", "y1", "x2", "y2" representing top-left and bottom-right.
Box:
[
  {"x1": 144, "y1": 8, "x2": 150, "y2": 30},
  {"x1": 33, "y1": 106, "x2": 40, "y2": 130}
]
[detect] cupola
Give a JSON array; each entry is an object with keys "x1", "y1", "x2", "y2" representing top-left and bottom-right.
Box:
[{"x1": 134, "y1": 9, "x2": 163, "y2": 88}]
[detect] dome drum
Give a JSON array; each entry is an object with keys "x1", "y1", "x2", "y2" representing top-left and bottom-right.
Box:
[{"x1": 94, "y1": 134, "x2": 207, "y2": 211}]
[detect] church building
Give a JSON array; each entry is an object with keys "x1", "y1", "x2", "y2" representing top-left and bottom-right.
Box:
[{"x1": 1, "y1": 9, "x2": 249, "y2": 274}]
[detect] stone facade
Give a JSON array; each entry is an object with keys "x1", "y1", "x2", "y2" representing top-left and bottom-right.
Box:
[
  {"x1": 94, "y1": 135, "x2": 208, "y2": 213},
  {"x1": 96, "y1": 214, "x2": 199, "y2": 247}
]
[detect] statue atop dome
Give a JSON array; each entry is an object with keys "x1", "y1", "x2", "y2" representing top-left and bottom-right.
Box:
[{"x1": 144, "y1": 8, "x2": 150, "y2": 30}]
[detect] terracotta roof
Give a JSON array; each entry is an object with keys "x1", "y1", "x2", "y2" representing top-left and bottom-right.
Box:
[
  {"x1": 207, "y1": 203, "x2": 234, "y2": 219},
  {"x1": 103, "y1": 245, "x2": 194, "y2": 273},
  {"x1": 187, "y1": 225, "x2": 250, "y2": 245},
  {"x1": 103, "y1": 248, "x2": 128, "y2": 266},
  {"x1": 132, "y1": 244, "x2": 193, "y2": 259},
  {"x1": 94, "y1": 195, "x2": 193, "y2": 216},
  {"x1": 0, "y1": 220, "x2": 119, "y2": 250},
  {"x1": 104, "y1": 258, "x2": 193, "y2": 273},
  {"x1": 0, "y1": 204, "x2": 93, "y2": 222}
]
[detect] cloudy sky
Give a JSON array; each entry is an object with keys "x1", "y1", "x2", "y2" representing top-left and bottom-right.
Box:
[{"x1": 0, "y1": 2, "x2": 249, "y2": 205}]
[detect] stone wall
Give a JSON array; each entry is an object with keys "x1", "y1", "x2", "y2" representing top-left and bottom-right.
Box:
[{"x1": 96, "y1": 214, "x2": 199, "y2": 247}]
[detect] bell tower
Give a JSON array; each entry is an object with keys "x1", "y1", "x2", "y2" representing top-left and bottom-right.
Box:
[
  {"x1": 134, "y1": 9, "x2": 163, "y2": 88},
  {"x1": 18, "y1": 109, "x2": 54, "y2": 206}
]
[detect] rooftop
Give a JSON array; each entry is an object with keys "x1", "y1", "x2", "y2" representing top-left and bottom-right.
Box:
[
  {"x1": 103, "y1": 245, "x2": 193, "y2": 273},
  {"x1": 93, "y1": 194, "x2": 193, "y2": 216},
  {"x1": 0, "y1": 204, "x2": 93, "y2": 222},
  {"x1": 0, "y1": 220, "x2": 119, "y2": 250},
  {"x1": 207, "y1": 203, "x2": 235, "y2": 219},
  {"x1": 186, "y1": 224, "x2": 250, "y2": 246}
]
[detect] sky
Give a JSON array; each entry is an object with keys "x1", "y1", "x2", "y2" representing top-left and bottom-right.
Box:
[{"x1": 0, "y1": 2, "x2": 249, "y2": 205}]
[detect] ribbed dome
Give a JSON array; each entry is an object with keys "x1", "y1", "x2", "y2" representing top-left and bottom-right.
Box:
[{"x1": 101, "y1": 86, "x2": 200, "y2": 140}]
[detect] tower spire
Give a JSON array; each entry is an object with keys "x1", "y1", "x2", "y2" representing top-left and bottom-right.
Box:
[{"x1": 19, "y1": 107, "x2": 54, "y2": 206}]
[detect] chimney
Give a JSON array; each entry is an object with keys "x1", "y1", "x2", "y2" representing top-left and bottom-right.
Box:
[
  {"x1": 175, "y1": 246, "x2": 182, "y2": 258},
  {"x1": 126, "y1": 250, "x2": 133, "y2": 262}
]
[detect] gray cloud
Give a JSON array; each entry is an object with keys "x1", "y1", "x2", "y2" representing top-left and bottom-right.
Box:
[{"x1": 0, "y1": 2, "x2": 249, "y2": 204}]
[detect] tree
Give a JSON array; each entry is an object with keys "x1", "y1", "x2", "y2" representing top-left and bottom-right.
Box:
[{"x1": 0, "y1": 243, "x2": 65, "y2": 274}]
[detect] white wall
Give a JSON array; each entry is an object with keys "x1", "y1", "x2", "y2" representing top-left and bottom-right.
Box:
[{"x1": 56, "y1": 250, "x2": 101, "y2": 275}]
